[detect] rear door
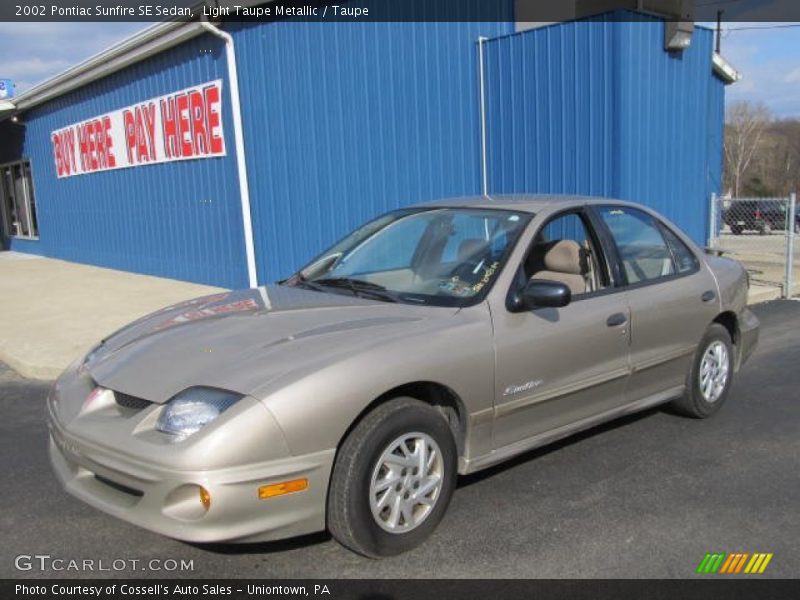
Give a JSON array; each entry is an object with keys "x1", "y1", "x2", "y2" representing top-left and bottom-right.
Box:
[{"x1": 592, "y1": 205, "x2": 719, "y2": 403}]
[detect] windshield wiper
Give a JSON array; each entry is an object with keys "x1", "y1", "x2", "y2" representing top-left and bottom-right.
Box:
[{"x1": 312, "y1": 277, "x2": 398, "y2": 302}]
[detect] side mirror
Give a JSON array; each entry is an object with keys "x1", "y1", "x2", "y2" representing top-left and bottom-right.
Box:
[{"x1": 520, "y1": 279, "x2": 571, "y2": 310}]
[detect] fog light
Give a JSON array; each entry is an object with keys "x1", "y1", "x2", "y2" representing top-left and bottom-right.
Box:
[
  {"x1": 258, "y1": 478, "x2": 308, "y2": 500},
  {"x1": 199, "y1": 486, "x2": 211, "y2": 510},
  {"x1": 163, "y1": 484, "x2": 212, "y2": 521}
]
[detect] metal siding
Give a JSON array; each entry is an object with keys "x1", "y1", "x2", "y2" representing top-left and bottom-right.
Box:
[
  {"x1": 5, "y1": 10, "x2": 725, "y2": 286},
  {"x1": 230, "y1": 18, "x2": 513, "y2": 283},
  {"x1": 616, "y1": 20, "x2": 717, "y2": 245},
  {"x1": 485, "y1": 15, "x2": 724, "y2": 246},
  {"x1": 14, "y1": 34, "x2": 247, "y2": 288},
  {"x1": 485, "y1": 20, "x2": 616, "y2": 199}
]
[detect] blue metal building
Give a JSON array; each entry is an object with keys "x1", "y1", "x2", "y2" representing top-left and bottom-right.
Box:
[{"x1": 0, "y1": 9, "x2": 735, "y2": 289}]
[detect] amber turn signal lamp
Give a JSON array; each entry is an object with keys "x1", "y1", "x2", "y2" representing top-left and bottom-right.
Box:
[
  {"x1": 199, "y1": 486, "x2": 211, "y2": 510},
  {"x1": 258, "y1": 478, "x2": 308, "y2": 500}
]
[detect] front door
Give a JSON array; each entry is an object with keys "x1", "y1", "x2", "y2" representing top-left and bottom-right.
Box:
[{"x1": 491, "y1": 210, "x2": 631, "y2": 450}]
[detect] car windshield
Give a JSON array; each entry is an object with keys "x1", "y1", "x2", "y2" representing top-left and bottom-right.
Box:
[{"x1": 283, "y1": 208, "x2": 532, "y2": 307}]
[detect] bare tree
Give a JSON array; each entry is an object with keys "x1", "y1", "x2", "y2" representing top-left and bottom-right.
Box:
[{"x1": 724, "y1": 101, "x2": 772, "y2": 197}]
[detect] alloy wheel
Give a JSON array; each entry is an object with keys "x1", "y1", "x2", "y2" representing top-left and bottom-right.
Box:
[
  {"x1": 698, "y1": 341, "x2": 730, "y2": 403},
  {"x1": 368, "y1": 432, "x2": 444, "y2": 534}
]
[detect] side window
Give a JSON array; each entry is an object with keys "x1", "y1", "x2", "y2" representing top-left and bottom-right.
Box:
[
  {"x1": 660, "y1": 225, "x2": 699, "y2": 274},
  {"x1": 524, "y1": 212, "x2": 607, "y2": 296},
  {"x1": 598, "y1": 207, "x2": 674, "y2": 284}
]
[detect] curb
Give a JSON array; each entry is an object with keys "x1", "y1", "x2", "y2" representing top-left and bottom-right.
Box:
[{"x1": 0, "y1": 349, "x2": 63, "y2": 381}]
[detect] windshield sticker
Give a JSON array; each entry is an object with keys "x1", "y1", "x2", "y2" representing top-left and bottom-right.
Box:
[
  {"x1": 471, "y1": 261, "x2": 500, "y2": 293},
  {"x1": 439, "y1": 277, "x2": 473, "y2": 297}
]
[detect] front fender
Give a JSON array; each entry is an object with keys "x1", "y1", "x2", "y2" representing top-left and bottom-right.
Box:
[{"x1": 255, "y1": 306, "x2": 495, "y2": 459}]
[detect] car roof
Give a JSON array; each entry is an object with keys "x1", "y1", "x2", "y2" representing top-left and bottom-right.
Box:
[{"x1": 417, "y1": 194, "x2": 625, "y2": 214}]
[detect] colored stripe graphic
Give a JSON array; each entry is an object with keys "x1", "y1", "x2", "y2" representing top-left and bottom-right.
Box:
[
  {"x1": 734, "y1": 553, "x2": 750, "y2": 573},
  {"x1": 718, "y1": 554, "x2": 735, "y2": 573},
  {"x1": 699, "y1": 553, "x2": 773, "y2": 574},
  {"x1": 720, "y1": 553, "x2": 749, "y2": 574},
  {"x1": 697, "y1": 553, "x2": 727, "y2": 573}
]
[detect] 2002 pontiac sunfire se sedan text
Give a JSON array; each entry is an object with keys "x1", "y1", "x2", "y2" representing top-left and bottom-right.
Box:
[{"x1": 47, "y1": 196, "x2": 758, "y2": 557}]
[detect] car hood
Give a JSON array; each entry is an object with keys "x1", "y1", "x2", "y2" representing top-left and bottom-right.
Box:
[{"x1": 86, "y1": 285, "x2": 459, "y2": 403}]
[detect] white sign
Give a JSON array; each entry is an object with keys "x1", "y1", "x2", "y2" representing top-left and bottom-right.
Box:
[{"x1": 51, "y1": 80, "x2": 226, "y2": 178}]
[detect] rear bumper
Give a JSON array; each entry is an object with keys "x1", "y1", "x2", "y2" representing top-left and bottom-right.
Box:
[
  {"x1": 48, "y1": 417, "x2": 334, "y2": 544},
  {"x1": 738, "y1": 307, "x2": 759, "y2": 369}
]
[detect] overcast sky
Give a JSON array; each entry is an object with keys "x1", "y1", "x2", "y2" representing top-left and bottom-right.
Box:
[{"x1": 0, "y1": 21, "x2": 797, "y2": 118}]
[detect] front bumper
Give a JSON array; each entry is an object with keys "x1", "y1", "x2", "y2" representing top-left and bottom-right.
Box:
[
  {"x1": 46, "y1": 367, "x2": 335, "y2": 544},
  {"x1": 48, "y1": 420, "x2": 334, "y2": 543}
]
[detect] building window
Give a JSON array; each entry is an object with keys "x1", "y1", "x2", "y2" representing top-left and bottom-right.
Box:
[{"x1": 0, "y1": 160, "x2": 38, "y2": 239}]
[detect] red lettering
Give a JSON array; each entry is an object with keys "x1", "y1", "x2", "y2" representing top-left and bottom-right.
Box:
[
  {"x1": 78, "y1": 124, "x2": 90, "y2": 172},
  {"x1": 204, "y1": 84, "x2": 223, "y2": 154},
  {"x1": 104, "y1": 116, "x2": 116, "y2": 168},
  {"x1": 161, "y1": 97, "x2": 179, "y2": 158},
  {"x1": 94, "y1": 119, "x2": 106, "y2": 169},
  {"x1": 65, "y1": 129, "x2": 77, "y2": 175},
  {"x1": 176, "y1": 93, "x2": 192, "y2": 157},
  {"x1": 87, "y1": 121, "x2": 98, "y2": 171},
  {"x1": 134, "y1": 107, "x2": 148, "y2": 163},
  {"x1": 123, "y1": 109, "x2": 136, "y2": 164},
  {"x1": 143, "y1": 103, "x2": 157, "y2": 161},
  {"x1": 52, "y1": 133, "x2": 63, "y2": 177},
  {"x1": 189, "y1": 90, "x2": 207, "y2": 155}
]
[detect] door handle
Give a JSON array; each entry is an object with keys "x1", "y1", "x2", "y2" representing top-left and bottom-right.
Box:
[
  {"x1": 701, "y1": 290, "x2": 716, "y2": 303},
  {"x1": 606, "y1": 313, "x2": 627, "y2": 327}
]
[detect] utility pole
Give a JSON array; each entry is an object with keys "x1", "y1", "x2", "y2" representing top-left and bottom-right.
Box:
[{"x1": 716, "y1": 10, "x2": 723, "y2": 53}]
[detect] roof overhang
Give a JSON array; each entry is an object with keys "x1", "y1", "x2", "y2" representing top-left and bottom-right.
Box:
[
  {"x1": 11, "y1": 20, "x2": 210, "y2": 112},
  {"x1": 5, "y1": 1, "x2": 284, "y2": 115},
  {"x1": 712, "y1": 52, "x2": 741, "y2": 84}
]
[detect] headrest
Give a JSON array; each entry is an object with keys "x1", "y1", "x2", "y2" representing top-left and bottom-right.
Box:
[{"x1": 543, "y1": 240, "x2": 587, "y2": 275}]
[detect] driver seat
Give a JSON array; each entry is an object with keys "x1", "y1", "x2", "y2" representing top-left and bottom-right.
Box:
[{"x1": 530, "y1": 240, "x2": 588, "y2": 295}]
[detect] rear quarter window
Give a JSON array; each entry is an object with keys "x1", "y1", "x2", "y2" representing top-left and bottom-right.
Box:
[{"x1": 660, "y1": 225, "x2": 699, "y2": 274}]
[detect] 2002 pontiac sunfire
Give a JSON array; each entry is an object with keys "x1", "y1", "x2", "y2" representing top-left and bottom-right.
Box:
[{"x1": 47, "y1": 196, "x2": 758, "y2": 557}]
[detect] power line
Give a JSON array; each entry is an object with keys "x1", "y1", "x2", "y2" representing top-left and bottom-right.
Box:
[{"x1": 724, "y1": 23, "x2": 800, "y2": 31}]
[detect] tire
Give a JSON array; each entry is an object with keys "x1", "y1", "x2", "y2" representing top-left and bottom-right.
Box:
[
  {"x1": 730, "y1": 225, "x2": 743, "y2": 236},
  {"x1": 327, "y1": 397, "x2": 457, "y2": 557},
  {"x1": 671, "y1": 324, "x2": 734, "y2": 418}
]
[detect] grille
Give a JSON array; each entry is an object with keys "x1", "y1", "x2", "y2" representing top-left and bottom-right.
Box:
[
  {"x1": 94, "y1": 474, "x2": 143, "y2": 498},
  {"x1": 114, "y1": 392, "x2": 152, "y2": 410}
]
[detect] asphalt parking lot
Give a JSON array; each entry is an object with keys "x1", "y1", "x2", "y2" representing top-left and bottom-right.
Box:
[{"x1": 1, "y1": 301, "x2": 798, "y2": 579}]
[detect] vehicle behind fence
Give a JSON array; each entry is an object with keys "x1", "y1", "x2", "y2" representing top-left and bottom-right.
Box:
[{"x1": 709, "y1": 194, "x2": 798, "y2": 298}]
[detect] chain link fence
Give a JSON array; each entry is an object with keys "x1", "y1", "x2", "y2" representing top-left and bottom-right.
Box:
[{"x1": 709, "y1": 193, "x2": 798, "y2": 298}]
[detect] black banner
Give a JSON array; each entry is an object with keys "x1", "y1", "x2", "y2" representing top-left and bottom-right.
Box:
[
  {"x1": 4, "y1": 579, "x2": 800, "y2": 600},
  {"x1": 2, "y1": 0, "x2": 800, "y2": 23}
]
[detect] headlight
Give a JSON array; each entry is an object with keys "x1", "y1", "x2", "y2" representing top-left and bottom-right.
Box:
[
  {"x1": 77, "y1": 342, "x2": 104, "y2": 374},
  {"x1": 156, "y1": 387, "x2": 243, "y2": 440}
]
